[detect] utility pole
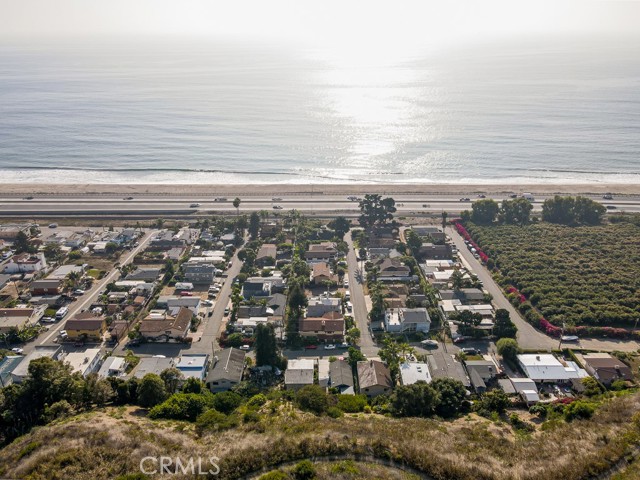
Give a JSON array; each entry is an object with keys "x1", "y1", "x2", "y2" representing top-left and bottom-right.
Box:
[{"x1": 558, "y1": 322, "x2": 565, "y2": 350}]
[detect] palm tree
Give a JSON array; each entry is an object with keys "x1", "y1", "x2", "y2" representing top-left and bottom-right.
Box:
[{"x1": 233, "y1": 197, "x2": 241, "y2": 216}]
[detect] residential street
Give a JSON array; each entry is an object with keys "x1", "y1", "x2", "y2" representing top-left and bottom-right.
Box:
[{"x1": 344, "y1": 231, "x2": 379, "y2": 357}]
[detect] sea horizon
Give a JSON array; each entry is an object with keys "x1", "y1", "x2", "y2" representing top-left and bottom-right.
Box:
[{"x1": 1, "y1": 35, "x2": 640, "y2": 185}]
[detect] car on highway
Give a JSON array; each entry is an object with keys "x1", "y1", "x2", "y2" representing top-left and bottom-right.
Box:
[
  {"x1": 123, "y1": 196, "x2": 134, "y2": 200},
  {"x1": 190, "y1": 203, "x2": 201, "y2": 208},
  {"x1": 214, "y1": 197, "x2": 228, "y2": 202},
  {"x1": 49, "y1": 223, "x2": 58, "y2": 228},
  {"x1": 272, "y1": 197, "x2": 282, "y2": 201},
  {"x1": 272, "y1": 205, "x2": 283, "y2": 209},
  {"x1": 603, "y1": 193, "x2": 614, "y2": 200},
  {"x1": 347, "y1": 196, "x2": 358, "y2": 201},
  {"x1": 420, "y1": 339, "x2": 439, "y2": 348},
  {"x1": 509, "y1": 193, "x2": 518, "y2": 198},
  {"x1": 459, "y1": 197, "x2": 471, "y2": 202},
  {"x1": 324, "y1": 344, "x2": 336, "y2": 350},
  {"x1": 305, "y1": 344, "x2": 318, "y2": 350},
  {"x1": 477, "y1": 194, "x2": 486, "y2": 198},
  {"x1": 606, "y1": 205, "x2": 617, "y2": 210},
  {"x1": 11, "y1": 347, "x2": 24, "y2": 354},
  {"x1": 240, "y1": 345, "x2": 251, "y2": 351},
  {"x1": 24, "y1": 196, "x2": 34, "y2": 200}
]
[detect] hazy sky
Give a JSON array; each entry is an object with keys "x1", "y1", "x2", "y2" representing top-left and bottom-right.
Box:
[{"x1": 1, "y1": 0, "x2": 639, "y2": 47}]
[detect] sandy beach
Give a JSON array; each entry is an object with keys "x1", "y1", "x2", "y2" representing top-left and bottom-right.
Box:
[{"x1": 1, "y1": 183, "x2": 639, "y2": 197}]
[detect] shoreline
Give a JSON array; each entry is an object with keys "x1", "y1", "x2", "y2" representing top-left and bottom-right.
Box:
[{"x1": 1, "y1": 183, "x2": 639, "y2": 196}]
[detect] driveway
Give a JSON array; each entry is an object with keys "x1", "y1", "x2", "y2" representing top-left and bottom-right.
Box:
[{"x1": 344, "y1": 231, "x2": 379, "y2": 357}]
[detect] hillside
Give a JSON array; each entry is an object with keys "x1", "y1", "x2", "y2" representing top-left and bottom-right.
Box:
[{"x1": 1, "y1": 392, "x2": 640, "y2": 480}]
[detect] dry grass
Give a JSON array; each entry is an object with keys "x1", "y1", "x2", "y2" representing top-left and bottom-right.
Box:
[{"x1": 1, "y1": 395, "x2": 639, "y2": 480}]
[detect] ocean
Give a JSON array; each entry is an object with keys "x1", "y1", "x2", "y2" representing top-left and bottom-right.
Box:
[{"x1": 0, "y1": 36, "x2": 639, "y2": 185}]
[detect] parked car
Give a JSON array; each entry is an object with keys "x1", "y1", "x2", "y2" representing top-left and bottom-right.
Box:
[
  {"x1": 420, "y1": 339, "x2": 439, "y2": 348},
  {"x1": 240, "y1": 345, "x2": 251, "y2": 351},
  {"x1": 324, "y1": 344, "x2": 336, "y2": 350},
  {"x1": 561, "y1": 335, "x2": 579, "y2": 342},
  {"x1": 11, "y1": 347, "x2": 24, "y2": 354},
  {"x1": 41, "y1": 317, "x2": 56, "y2": 323},
  {"x1": 305, "y1": 344, "x2": 318, "y2": 350},
  {"x1": 224, "y1": 307, "x2": 230, "y2": 315},
  {"x1": 59, "y1": 330, "x2": 68, "y2": 338},
  {"x1": 461, "y1": 347, "x2": 477, "y2": 355},
  {"x1": 180, "y1": 291, "x2": 193, "y2": 297},
  {"x1": 73, "y1": 289, "x2": 85, "y2": 295}
]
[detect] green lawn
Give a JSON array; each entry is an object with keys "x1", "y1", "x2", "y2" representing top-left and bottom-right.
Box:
[{"x1": 466, "y1": 222, "x2": 640, "y2": 329}]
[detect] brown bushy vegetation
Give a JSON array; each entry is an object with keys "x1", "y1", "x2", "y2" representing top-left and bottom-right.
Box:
[{"x1": 0, "y1": 392, "x2": 639, "y2": 480}]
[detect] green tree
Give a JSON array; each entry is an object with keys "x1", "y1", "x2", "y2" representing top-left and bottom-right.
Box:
[
  {"x1": 346, "y1": 327, "x2": 361, "y2": 346},
  {"x1": 105, "y1": 242, "x2": 119, "y2": 255},
  {"x1": 233, "y1": 197, "x2": 241, "y2": 216},
  {"x1": 287, "y1": 280, "x2": 308, "y2": 321},
  {"x1": 328, "y1": 216, "x2": 351, "y2": 238},
  {"x1": 160, "y1": 367, "x2": 184, "y2": 394},
  {"x1": 182, "y1": 377, "x2": 204, "y2": 394},
  {"x1": 137, "y1": 374, "x2": 167, "y2": 408},
  {"x1": 541, "y1": 195, "x2": 576, "y2": 224},
  {"x1": 249, "y1": 212, "x2": 261, "y2": 238},
  {"x1": 148, "y1": 393, "x2": 209, "y2": 421},
  {"x1": 391, "y1": 381, "x2": 440, "y2": 417},
  {"x1": 43, "y1": 243, "x2": 63, "y2": 261},
  {"x1": 295, "y1": 385, "x2": 329, "y2": 415},
  {"x1": 358, "y1": 194, "x2": 396, "y2": 229},
  {"x1": 496, "y1": 337, "x2": 520, "y2": 363},
  {"x1": 501, "y1": 198, "x2": 533, "y2": 225},
  {"x1": 292, "y1": 460, "x2": 317, "y2": 480},
  {"x1": 582, "y1": 377, "x2": 605, "y2": 397},
  {"x1": 493, "y1": 309, "x2": 517, "y2": 339},
  {"x1": 431, "y1": 377, "x2": 467, "y2": 418},
  {"x1": 13, "y1": 230, "x2": 32, "y2": 254},
  {"x1": 255, "y1": 323, "x2": 279, "y2": 367},
  {"x1": 405, "y1": 230, "x2": 423, "y2": 256},
  {"x1": 471, "y1": 199, "x2": 500, "y2": 225},
  {"x1": 476, "y1": 389, "x2": 510, "y2": 416},
  {"x1": 211, "y1": 391, "x2": 243, "y2": 414},
  {"x1": 573, "y1": 196, "x2": 607, "y2": 225},
  {"x1": 378, "y1": 337, "x2": 404, "y2": 384},
  {"x1": 347, "y1": 347, "x2": 366, "y2": 368},
  {"x1": 450, "y1": 269, "x2": 465, "y2": 291}
]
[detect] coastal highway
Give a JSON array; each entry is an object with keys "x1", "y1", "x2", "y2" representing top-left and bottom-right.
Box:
[{"x1": 1, "y1": 193, "x2": 639, "y2": 217}]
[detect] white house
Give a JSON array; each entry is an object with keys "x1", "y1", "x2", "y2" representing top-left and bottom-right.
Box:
[
  {"x1": 64, "y1": 348, "x2": 102, "y2": 377},
  {"x1": 384, "y1": 308, "x2": 431, "y2": 333},
  {"x1": 3, "y1": 253, "x2": 47, "y2": 274},
  {"x1": 400, "y1": 362, "x2": 432, "y2": 385},
  {"x1": 517, "y1": 354, "x2": 588, "y2": 383}
]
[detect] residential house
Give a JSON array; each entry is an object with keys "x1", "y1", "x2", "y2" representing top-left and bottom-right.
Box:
[
  {"x1": 299, "y1": 313, "x2": 345, "y2": 342},
  {"x1": 412, "y1": 226, "x2": 446, "y2": 243},
  {"x1": 0, "y1": 223, "x2": 30, "y2": 241},
  {"x1": 126, "y1": 267, "x2": 162, "y2": 282},
  {"x1": 255, "y1": 243, "x2": 277, "y2": 267},
  {"x1": 176, "y1": 354, "x2": 209, "y2": 381},
  {"x1": 183, "y1": 263, "x2": 216, "y2": 284},
  {"x1": 132, "y1": 357, "x2": 175, "y2": 379},
  {"x1": 419, "y1": 243, "x2": 453, "y2": 260},
  {"x1": 376, "y1": 258, "x2": 413, "y2": 282},
  {"x1": 582, "y1": 353, "x2": 634, "y2": 386},
  {"x1": 304, "y1": 242, "x2": 337, "y2": 263},
  {"x1": 11, "y1": 346, "x2": 62, "y2": 384},
  {"x1": 30, "y1": 279, "x2": 62, "y2": 295},
  {"x1": 357, "y1": 360, "x2": 393, "y2": 398},
  {"x1": 260, "y1": 222, "x2": 279, "y2": 238},
  {"x1": 148, "y1": 230, "x2": 188, "y2": 250},
  {"x1": 108, "y1": 320, "x2": 130, "y2": 343},
  {"x1": 368, "y1": 226, "x2": 397, "y2": 248},
  {"x1": 311, "y1": 262, "x2": 337, "y2": 285},
  {"x1": 284, "y1": 358, "x2": 315, "y2": 391},
  {"x1": 400, "y1": 362, "x2": 432, "y2": 385},
  {"x1": 306, "y1": 296, "x2": 341, "y2": 317},
  {"x1": 97, "y1": 356, "x2": 127, "y2": 378},
  {"x1": 0, "y1": 355, "x2": 24, "y2": 387},
  {"x1": 3, "y1": 253, "x2": 47, "y2": 274},
  {"x1": 384, "y1": 308, "x2": 431, "y2": 334},
  {"x1": 318, "y1": 359, "x2": 330, "y2": 388},
  {"x1": 163, "y1": 296, "x2": 201, "y2": 314},
  {"x1": 64, "y1": 312, "x2": 107, "y2": 342},
  {"x1": 517, "y1": 354, "x2": 588, "y2": 383},
  {"x1": 438, "y1": 288, "x2": 486, "y2": 304},
  {"x1": 47, "y1": 264, "x2": 84, "y2": 281},
  {"x1": 0, "y1": 307, "x2": 44, "y2": 333},
  {"x1": 64, "y1": 348, "x2": 102, "y2": 377},
  {"x1": 465, "y1": 360, "x2": 499, "y2": 393},
  {"x1": 138, "y1": 307, "x2": 192, "y2": 342},
  {"x1": 206, "y1": 348, "x2": 246, "y2": 393},
  {"x1": 329, "y1": 359, "x2": 354, "y2": 394}
]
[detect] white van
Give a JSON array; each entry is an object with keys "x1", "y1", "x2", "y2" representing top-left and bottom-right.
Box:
[
  {"x1": 55, "y1": 306, "x2": 69, "y2": 320},
  {"x1": 522, "y1": 193, "x2": 535, "y2": 201}
]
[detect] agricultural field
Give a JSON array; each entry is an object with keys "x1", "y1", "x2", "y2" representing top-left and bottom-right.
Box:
[{"x1": 465, "y1": 222, "x2": 640, "y2": 329}]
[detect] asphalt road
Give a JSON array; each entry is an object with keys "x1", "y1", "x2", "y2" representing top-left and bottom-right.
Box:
[
  {"x1": 2, "y1": 194, "x2": 639, "y2": 216},
  {"x1": 344, "y1": 231, "x2": 379, "y2": 357}
]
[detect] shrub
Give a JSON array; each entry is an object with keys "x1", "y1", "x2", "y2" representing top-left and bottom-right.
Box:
[
  {"x1": 292, "y1": 460, "x2": 316, "y2": 480},
  {"x1": 336, "y1": 394, "x2": 368, "y2": 413},
  {"x1": 327, "y1": 406, "x2": 344, "y2": 418},
  {"x1": 148, "y1": 393, "x2": 208, "y2": 421},
  {"x1": 246, "y1": 393, "x2": 268, "y2": 409},
  {"x1": 564, "y1": 401, "x2": 595, "y2": 421},
  {"x1": 212, "y1": 391, "x2": 243, "y2": 414},
  {"x1": 295, "y1": 385, "x2": 329, "y2": 415},
  {"x1": 195, "y1": 409, "x2": 238, "y2": 434},
  {"x1": 259, "y1": 472, "x2": 289, "y2": 480}
]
